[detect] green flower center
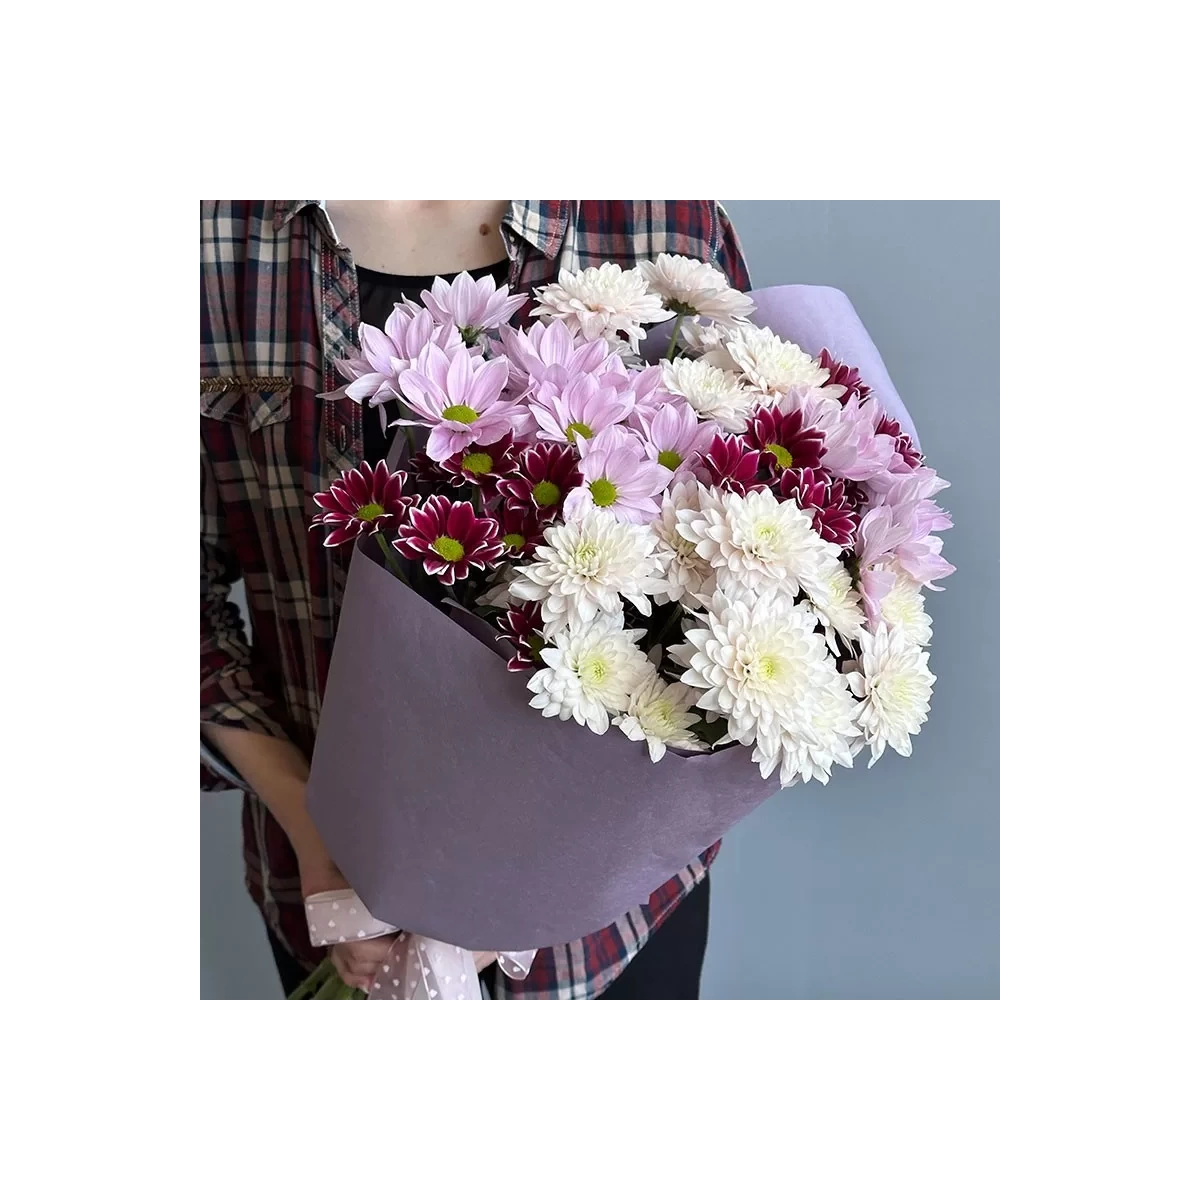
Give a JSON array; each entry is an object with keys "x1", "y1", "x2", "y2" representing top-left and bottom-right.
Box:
[
  {"x1": 589, "y1": 478, "x2": 618, "y2": 507},
  {"x1": 432, "y1": 535, "x2": 465, "y2": 562},
  {"x1": 442, "y1": 404, "x2": 479, "y2": 424},
  {"x1": 531, "y1": 480, "x2": 561, "y2": 507},
  {"x1": 565, "y1": 421, "x2": 593, "y2": 444},
  {"x1": 765, "y1": 442, "x2": 793, "y2": 469},
  {"x1": 503, "y1": 532, "x2": 526, "y2": 550},
  {"x1": 355, "y1": 502, "x2": 385, "y2": 522},
  {"x1": 460, "y1": 451, "x2": 493, "y2": 476},
  {"x1": 459, "y1": 325, "x2": 483, "y2": 346},
  {"x1": 581, "y1": 655, "x2": 608, "y2": 684},
  {"x1": 657, "y1": 449, "x2": 683, "y2": 471}
]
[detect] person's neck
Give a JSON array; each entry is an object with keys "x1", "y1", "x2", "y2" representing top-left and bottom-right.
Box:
[{"x1": 325, "y1": 200, "x2": 510, "y2": 275}]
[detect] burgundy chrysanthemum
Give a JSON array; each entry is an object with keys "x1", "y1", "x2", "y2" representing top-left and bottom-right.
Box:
[
  {"x1": 694, "y1": 434, "x2": 768, "y2": 495},
  {"x1": 841, "y1": 478, "x2": 869, "y2": 510},
  {"x1": 405, "y1": 451, "x2": 445, "y2": 488},
  {"x1": 495, "y1": 601, "x2": 545, "y2": 672},
  {"x1": 775, "y1": 466, "x2": 861, "y2": 548},
  {"x1": 875, "y1": 414, "x2": 924, "y2": 469},
  {"x1": 744, "y1": 405, "x2": 825, "y2": 475},
  {"x1": 496, "y1": 502, "x2": 545, "y2": 559},
  {"x1": 496, "y1": 441, "x2": 582, "y2": 517},
  {"x1": 440, "y1": 433, "x2": 524, "y2": 502},
  {"x1": 311, "y1": 461, "x2": 413, "y2": 548},
  {"x1": 393, "y1": 494, "x2": 505, "y2": 584},
  {"x1": 818, "y1": 348, "x2": 872, "y2": 404}
]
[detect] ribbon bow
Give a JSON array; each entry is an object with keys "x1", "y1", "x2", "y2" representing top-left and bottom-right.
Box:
[{"x1": 305, "y1": 890, "x2": 536, "y2": 1000}]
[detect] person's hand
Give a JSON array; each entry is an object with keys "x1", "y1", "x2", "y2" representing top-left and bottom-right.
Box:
[
  {"x1": 331, "y1": 932, "x2": 400, "y2": 992},
  {"x1": 297, "y1": 853, "x2": 393, "y2": 991}
]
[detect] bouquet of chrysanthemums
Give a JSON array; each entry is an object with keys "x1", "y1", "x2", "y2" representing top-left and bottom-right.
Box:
[{"x1": 297, "y1": 257, "x2": 953, "y2": 999}]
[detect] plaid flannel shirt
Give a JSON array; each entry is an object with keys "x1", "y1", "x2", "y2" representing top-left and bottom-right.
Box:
[{"x1": 201, "y1": 200, "x2": 751, "y2": 999}]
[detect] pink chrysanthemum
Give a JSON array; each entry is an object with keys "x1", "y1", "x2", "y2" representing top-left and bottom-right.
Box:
[
  {"x1": 496, "y1": 503, "x2": 546, "y2": 559},
  {"x1": 393, "y1": 494, "x2": 505, "y2": 583},
  {"x1": 311, "y1": 462, "x2": 413, "y2": 548},
  {"x1": 396, "y1": 343, "x2": 518, "y2": 462},
  {"x1": 744, "y1": 405, "x2": 825, "y2": 475},
  {"x1": 495, "y1": 601, "x2": 546, "y2": 673},
  {"x1": 775, "y1": 466, "x2": 860, "y2": 548},
  {"x1": 327, "y1": 305, "x2": 464, "y2": 407},
  {"x1": 818, "y1": 348, "x2": 871, "y2": 404},
  {"x1": 495, "y1": 319, "x2": 620, "y2": 394},
  {"x1": 693, "y1": 433, "x2": 767, "y2": 496},
  {"x1": 496, "y1": 442, "x2": 583, "y2": 517},
  {"x1": 528, "y1": 373, "x2": 636, "y2": 446},
  {"x1": 420, "y1": 271, "x2": 525, "y2": 343},
  {"x1": 633, "y1": 399, "x2": 719, "y2": 476},
  {"x1": 876, "y1": 413, "x2": 924, "y2": 470},
  {"x1": 440, "y1": 434, "x2": 524, "y2": 502},
  {"x1": 563, "y1": 426, "x2": 673, "y2": 524},
  {"x1": 626, "y1": 364, "x2": 677, "y2": 420}
]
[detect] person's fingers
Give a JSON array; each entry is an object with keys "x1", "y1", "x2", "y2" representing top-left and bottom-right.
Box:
[{"x1": 331, "y1": 954, "x2": 375, "y2": 992}]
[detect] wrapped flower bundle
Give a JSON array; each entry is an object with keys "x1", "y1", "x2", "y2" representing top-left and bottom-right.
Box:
[{"x1": 301, "y1": 257, "x2": 954, "y2": 997}]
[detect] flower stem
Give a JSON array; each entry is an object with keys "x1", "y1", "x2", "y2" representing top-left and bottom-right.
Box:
[
  {"x1": 664, "y1": 314, "x2": 685, "y2": 363},
  {"x1": 374, "y1": 530, "x2": 406, "y2": 580}
]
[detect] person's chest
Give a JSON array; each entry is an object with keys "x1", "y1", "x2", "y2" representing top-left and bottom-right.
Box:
[{"x1": 323, "y1": 200, "x2": 509, "y2": 275}]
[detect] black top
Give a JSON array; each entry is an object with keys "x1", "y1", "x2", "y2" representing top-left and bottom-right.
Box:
[{"x1": 356, "y1": 260, "x2": 511, "y2": 463}]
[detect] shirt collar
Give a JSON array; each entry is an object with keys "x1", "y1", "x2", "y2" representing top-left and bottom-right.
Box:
[{"x1": 273, "y1": 200, "x2": 571, "y2": 260}]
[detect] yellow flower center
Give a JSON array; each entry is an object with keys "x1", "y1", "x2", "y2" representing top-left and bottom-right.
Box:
[
  {"x1": 531, "y1": 480, "x2": 561, "y2": 507},
  {"x1": 503, "y1": 532, "x2": 526, "y2": 550},
  {"x1": 460, "y1": 451, "x2": 493, "y2": 475},
  {"x1": 442, "y1": 404, "x2": 479, "y2": 424},
  {"x1": 355, "y1": 502, "x2": 385, "y2": 522},
  {"x1": 765, "y1": 442, "x2": 793, "y2": 469},
  {"x1": 432, "y1": 535, "x2": 465, "y2": 562},
  {"x1": 565, "y1": 421, "x2": 593, "y2": 444},
  {"x1": 589, "y1": 478, "x2": 618, "y2": 507},
  {"x1": 657, "y1": 449, "x2": 683, "y2": 470}
]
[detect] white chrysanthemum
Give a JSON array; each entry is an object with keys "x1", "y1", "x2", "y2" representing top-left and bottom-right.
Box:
[
  {"x1": 675, "y1": 485, "x2": 833, "y2": 603},
  {"x1": 528, "y1": 619, "x2": 653, "y2": 735},
  {"x1": 477, "y1": 564, "x2": 517, "y2": 609},
  {"x1": 509, "y1": 509, "x2": 669, "y2": 640},
  {"x1": 616, "y1": 672, "x2": 705, "y2": 762},
  {"x1": 682, "y1": 320, "x2": 741, "y2": 372},
  {"x1": 661, "y1": 356, "x2": 755, "y2": 433},
  {"x1": 670, "y1": 590, "x2": 839, "y2": 748},
  {"x1": 846, "y1": 624, "x2": 936, "y2": 765},
  {"x1": 652, "y1": 476, "x2": 714, "y2": 607},
  {"x1": 531, "y1": 263, "x2": 671, "y2": 351},
  {"x1": 876, "y1": 570, "x2": 933, "y2": 646},
  {"x1": 752, "y1": 675, "x2": 860, "y2": 786},
  {"x1": 723, "y1": 324, "x2": 839, "y2": 397},
  {"x1": 637, "y1": 254, "x2": 756, "y2": 324},
  {"x1": 810, "y1": 558, "x2": 867, "y2": 652}
]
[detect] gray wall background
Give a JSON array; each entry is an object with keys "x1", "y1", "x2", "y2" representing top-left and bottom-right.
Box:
[{"x1": 200, "y1": 200, "x2": 999, "y2": 1000}]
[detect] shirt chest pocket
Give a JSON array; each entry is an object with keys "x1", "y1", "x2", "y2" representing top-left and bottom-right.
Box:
[{"x1": 200, "y1": 375, "x2": 293, "y2": 431}]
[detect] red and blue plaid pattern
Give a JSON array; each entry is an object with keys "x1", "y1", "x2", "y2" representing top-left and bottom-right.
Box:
[{"x1": 201, "y1": 201, "x2": 751, "y2": 999}]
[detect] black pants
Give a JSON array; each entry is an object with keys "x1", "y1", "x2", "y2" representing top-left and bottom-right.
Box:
[{"x1": 271, "y1": 873, "x2": 710, "y2": 1001}]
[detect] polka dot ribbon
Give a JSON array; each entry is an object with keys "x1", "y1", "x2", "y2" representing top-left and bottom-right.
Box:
[{"x1": 305, "y1": 889, "x2": 536, "y2": 1000}]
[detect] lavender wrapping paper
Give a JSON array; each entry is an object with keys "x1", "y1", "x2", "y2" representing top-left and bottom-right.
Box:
[
  {"x1": 307, "y1": 284, "x2": 915, "y2": 950},
  {"x1": 642, "y1": 284, "x2": 920, "y2": 449},
  {"x1": 307, "y1": 540, "x2": 779, "y2": 950}
]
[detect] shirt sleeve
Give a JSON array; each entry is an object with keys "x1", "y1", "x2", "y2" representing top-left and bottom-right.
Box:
[
  {"x1": 201, "y1": 444, "x2": 289, "y2": 791},
  {"x1": 713, "y1": 202, "x2": 752, "y2": 292}
]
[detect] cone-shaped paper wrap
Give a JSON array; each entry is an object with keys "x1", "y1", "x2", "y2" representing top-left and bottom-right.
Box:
[
  {"x1": 307, "y1": 539, "x2": 779, "y2": 950},
  {"x1": 307, "y1": 285, "x2": 916, "y2": 950}
]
